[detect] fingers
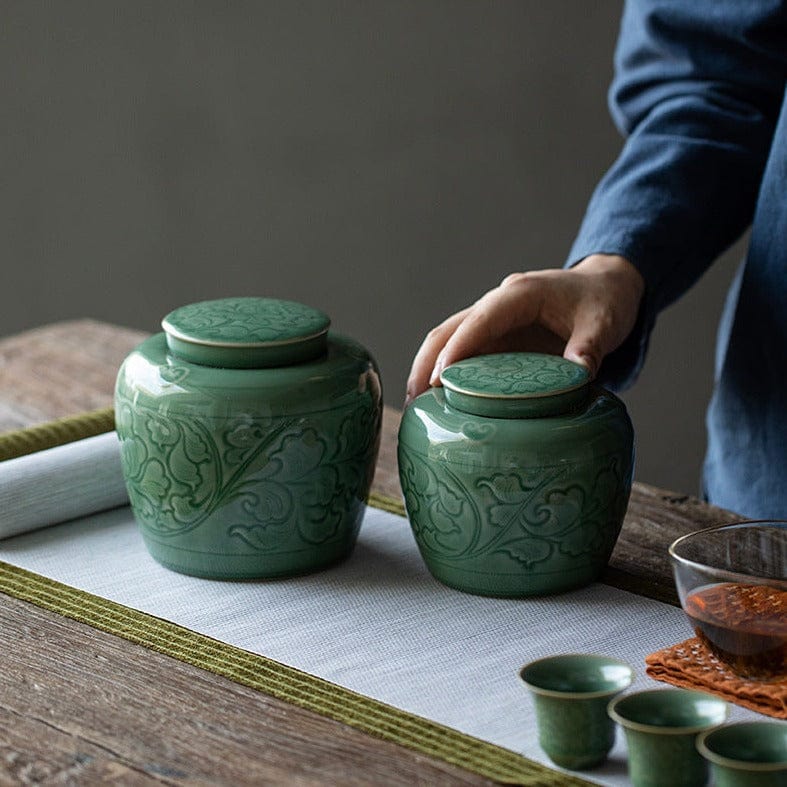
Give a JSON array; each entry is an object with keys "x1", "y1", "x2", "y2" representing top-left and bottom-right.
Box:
[
  {"x1": 563, "y1": 294, "x2": 624, "y2": 378},
  {"x1": 563, "y1": 257, "x2": 644, "y2": 377},
  {"x1": 431, "y1": 280, "x2": 542, "y2": 383},
  {"x1": 563, "y1": 330, "x2": 604, "y2": 378},
  {"x1": 404, "y1": 258, "x2": 644, "y2": 408},
  {"x1": 405, "y1": 273, "x2": 558, "y2": 407},
  {"x1": 552, "y1": 289, "x2": 603, "y2": 377},
  {"x1": 405, "y1": 309, "x2": 469, "y2": 405}
]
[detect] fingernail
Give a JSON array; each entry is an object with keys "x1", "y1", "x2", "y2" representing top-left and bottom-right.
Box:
[
  {"x1": 565, "y1": 349, "x2": 595, "y2": 377},
  {"x1": 429, "y1": 357, "x2": 445, "y2": 387},
  {"x1": 577, "y1": 354, "x2": 597, "y2": 378}
]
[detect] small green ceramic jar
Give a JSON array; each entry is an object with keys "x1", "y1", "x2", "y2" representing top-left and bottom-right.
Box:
[
  {"x1": 398, "y1": 352, "x2": 634, "y2": 597},
  {"x1": 115, "y1": 297, "x2": 382, "y2": 579}
]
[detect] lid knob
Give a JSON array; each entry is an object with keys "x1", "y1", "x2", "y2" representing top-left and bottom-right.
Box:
[
  {"x1": 439, "y1": 352, "x2": 590, "y2": 418},
  {"x1": 162, "y1": 297, "x2": 330, "y2": 368}
]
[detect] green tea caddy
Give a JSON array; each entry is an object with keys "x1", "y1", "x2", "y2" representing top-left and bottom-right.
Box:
[
  {"x1": 398, "y1": 352, "x2": 634, "y2": 597},
  {"x1": 115, "y1": 297, "x2": 382, "y2": 579}
]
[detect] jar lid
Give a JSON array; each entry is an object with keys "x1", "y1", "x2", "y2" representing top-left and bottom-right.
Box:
[
  {"x1": 439, "y1": 352, "x2": 590, "y2": 418},
  {"x1": 162, "y1": 297, "x2": 331, "y2": 368}
]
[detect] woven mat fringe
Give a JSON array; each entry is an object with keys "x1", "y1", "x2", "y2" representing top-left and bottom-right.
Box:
[{"x1": 646, "y1": 637, "x2": 787, "y2": 719}]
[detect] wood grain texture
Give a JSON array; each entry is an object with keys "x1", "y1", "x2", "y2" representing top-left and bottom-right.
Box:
[
  {"x1": 0, "y1": 592, "x2": 494, "y2": 786},
  {"x1": 607, "y1": 483, "x2": 736, "y2": 605},
  {"x1": 0, "y1": 320, "x2": 738, "y2": 783},
  {"x1": 0, "y1": 320, "x2": 146, "y2": 430}
]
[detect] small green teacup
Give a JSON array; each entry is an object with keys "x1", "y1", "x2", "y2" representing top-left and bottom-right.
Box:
[
  {"x1": 608, "y1": 689, "x2": 728, "y2": 787},
  {"x1": 519, "y1": 653, "x2": 634, "y2": 770},
  {"x1": 697, "y1": 721, "x2": 787, "y2": 787}
]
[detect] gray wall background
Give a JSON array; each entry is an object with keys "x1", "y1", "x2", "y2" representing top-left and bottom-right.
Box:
[{"x1": 1, "y1": 1, "x2": 743, "y2": 497}]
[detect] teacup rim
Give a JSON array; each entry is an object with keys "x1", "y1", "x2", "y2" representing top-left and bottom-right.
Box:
[
  {"x1": 518, "y1": 652, "x2": 634, "y2": 699},
  {"x1": 607, "y1": 689, "x2": 729, "y2": 735},
  {"x1": 696, "y1": 722, "x2": 787, "y2": 772}
]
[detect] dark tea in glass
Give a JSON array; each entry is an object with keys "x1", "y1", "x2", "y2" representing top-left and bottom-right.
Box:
[
  {"x1": 670, "y1": 520, "x2": 787, "y2": 680},
  {"x1": 683, "y1": 582, "x2": 787, "y2": 679}
]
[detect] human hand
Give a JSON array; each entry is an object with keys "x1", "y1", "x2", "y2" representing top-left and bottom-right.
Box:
[{"x1": 404, "y1": 254, "x2": 644, "y2": 406}]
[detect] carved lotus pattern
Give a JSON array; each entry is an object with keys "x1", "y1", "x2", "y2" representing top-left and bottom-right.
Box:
[
  {"x1": 165, "y1": 297, "x2": 328, "y2": 344},
  {"x1": 399, "y1": 450, "x2": 628, "y2": 570},
  {"x1": 442, "y1": 353, "x2": 587, "y2": 396},
  {"x1": 115, "y1": 396, "x2": 380, "y2": 553}
]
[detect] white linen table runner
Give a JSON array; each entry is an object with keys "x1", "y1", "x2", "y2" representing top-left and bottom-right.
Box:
[{"x1": 0, "y1": 502, "x2": 761, "y2": 787}]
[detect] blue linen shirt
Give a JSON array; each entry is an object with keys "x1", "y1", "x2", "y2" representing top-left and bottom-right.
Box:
[{"x1": 567, "y1": 0, "x2": 787, "y2": 518}]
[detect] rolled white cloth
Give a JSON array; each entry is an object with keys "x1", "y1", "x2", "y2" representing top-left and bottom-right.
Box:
[{"x1": 0, "y1": 431, "x2": 128, "y2": 539}]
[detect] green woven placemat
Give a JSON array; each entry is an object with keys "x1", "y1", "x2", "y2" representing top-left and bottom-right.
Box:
[
  {"x1": 0, "y1": 410, "x2": 592, "y2": 786},
  {"x1": 0, "y1": 406, "x2": 115, "y2": 461}
]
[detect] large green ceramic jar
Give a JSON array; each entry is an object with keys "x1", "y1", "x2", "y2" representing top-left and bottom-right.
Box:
[
  {"x1": 115, "y1": 297, "x2": 382, "y2": 579},
  {"x1": 398, "y1": 352, "x2": 634, "y2": 597}
]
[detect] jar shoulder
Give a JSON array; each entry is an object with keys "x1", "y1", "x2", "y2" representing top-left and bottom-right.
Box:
[
  {"x1": 399, "y1": 387, "x2": 633, "y2": 466},
  {"x1": 116, "y1": 332, "x2": 381, "y2": 417}
]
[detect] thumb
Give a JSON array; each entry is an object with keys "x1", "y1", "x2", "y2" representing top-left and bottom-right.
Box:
[{"x1": 564, "y1": 327, "x2": 605, "y2": 380}]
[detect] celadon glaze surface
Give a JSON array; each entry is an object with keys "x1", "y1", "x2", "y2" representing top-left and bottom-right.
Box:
[
  {"x1": 698, "y1": 722, "x2": 787, "y2": 787},
  {"x1": 161, "y1": 297, "x2": 331, "y2": 368},
  {"x1": 115, "y1": 331, "x2": 382, "y2": 579},
  {"x1": 441, "y1": 353, "x2": 592, "y2": 419},
  {"x1": 162, "y1": 297, "x2": 331, "y2": 346},
  {"x1": 398, "y1": 381, "x2": 634, "y2": 597},
  {"x1": 441, "y1": 352, "x2": 589, "y2": 398},
  {"x1": 519, "y1": 654, "x2": 634, "y2": 770}
]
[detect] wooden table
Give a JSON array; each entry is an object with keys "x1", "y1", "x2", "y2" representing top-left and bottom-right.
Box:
[{"x1": 0, "y1": 320, "x2": 736, "y2": 785}]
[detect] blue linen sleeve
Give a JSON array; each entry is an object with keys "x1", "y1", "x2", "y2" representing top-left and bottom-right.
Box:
[{"x1": 566, "y1": 0, "x2": 786, "y2": 389}]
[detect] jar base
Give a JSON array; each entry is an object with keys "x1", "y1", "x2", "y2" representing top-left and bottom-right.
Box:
[
  {"x1": 544, "y1": 748, "x2": 610, "y2": 771},
  {"x1": 422, "y1": 558, "x2": 603, "y2": 598},
  {"x1": 140, "y1": 534, "x2": 357, "y2": 580}
]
